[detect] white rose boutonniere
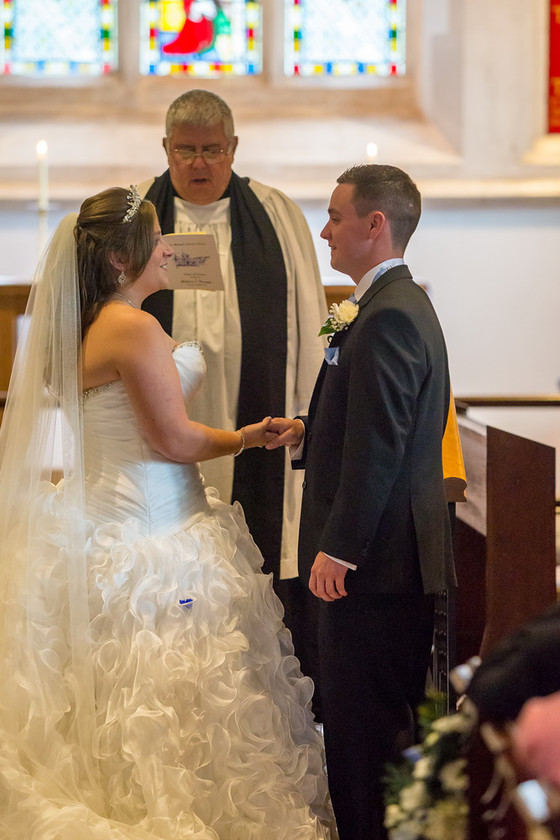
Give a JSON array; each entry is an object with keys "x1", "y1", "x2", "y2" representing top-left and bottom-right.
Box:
[{"x1": 318, "y1": 299, "x2": 359, "y2": 337}]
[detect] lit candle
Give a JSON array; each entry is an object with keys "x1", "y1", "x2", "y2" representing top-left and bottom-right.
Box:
[
  {"x1": 36, "y1": 139, "x2": 49, "y2": 212},
  {"x1": 366, "y1": 142, "x2": 378, "y2": 162}
]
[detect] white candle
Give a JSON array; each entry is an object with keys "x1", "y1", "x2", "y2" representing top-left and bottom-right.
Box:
[
  {"x1": 36, "y1": 139, "x2": 49, "y2": 212},
  {"x1": 366, "y1": 142, "x2": 378, "y2": 162},
  {"x1": 37, "y1": 207, "x2": 48, "y2": 256}
]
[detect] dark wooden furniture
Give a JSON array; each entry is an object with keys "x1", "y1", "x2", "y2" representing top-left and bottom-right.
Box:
[
  {"x1": 324, "y1": 283, "x2": 353, "y2": 310},
  {"x1": 0, "y1": 280, "x2": 361, "y2": 426},
  {"x1": 0, "y1": 281, "x2": 359, "y2": 426},
  {"x1": 0, "y1": 277, "x2": 31, "y2": 423},
  {"x1": 454, "y1": 410, "x2": 557, "y2": 663},
  {"x1": 452, "y1": 407, "x2": 558, "y2": 840},
  {"x1": 0, "y1": 277, "x2": 30, "y2": 391},
  {"x1": 0, "y1": 281, "x2": 354, "y2": 425}
]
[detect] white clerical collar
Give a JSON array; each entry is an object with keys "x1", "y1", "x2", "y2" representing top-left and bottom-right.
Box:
[{"x1": 353, "y1": 258, "x2": 405, "y2": 302}]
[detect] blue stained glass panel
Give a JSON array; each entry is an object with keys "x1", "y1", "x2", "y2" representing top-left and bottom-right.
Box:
[
  {"x1": 284, "y1": 0, "x2": 406, "y2": 78},
  {"x1": 1, "y1": 0, "x2": 117, "y2": 77}
]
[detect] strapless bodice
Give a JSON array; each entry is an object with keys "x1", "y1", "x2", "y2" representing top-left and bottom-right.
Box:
[{"x1": 82, "y1": 342, "x2": 209, "y2": 537}]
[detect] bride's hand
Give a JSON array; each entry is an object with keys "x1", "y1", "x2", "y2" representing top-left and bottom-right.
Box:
[{"x1": 241, "y1": 417, "x2": 276, "y2": 450}]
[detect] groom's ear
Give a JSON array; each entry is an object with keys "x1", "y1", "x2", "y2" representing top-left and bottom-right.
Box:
[{"x1": 367, "y1": 211, "x2": 386, "y2": 238}]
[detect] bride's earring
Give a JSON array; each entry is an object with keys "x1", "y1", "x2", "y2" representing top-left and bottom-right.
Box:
[{"x1": 117, "y1": 270, "x2": 126, "y2": 286}]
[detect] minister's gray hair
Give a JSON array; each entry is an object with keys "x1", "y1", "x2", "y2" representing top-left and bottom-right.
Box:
[{"x1": 165, "y1": 90, "x2": 235, "y2": 141}]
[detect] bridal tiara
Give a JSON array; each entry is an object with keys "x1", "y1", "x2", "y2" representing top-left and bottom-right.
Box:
[{"x1": 122, "y1": 185, "x2": 142, "y2": 223}]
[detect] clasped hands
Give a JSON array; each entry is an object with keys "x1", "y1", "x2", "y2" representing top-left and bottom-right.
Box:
[
  {"x1": 242, "y1": 416, "x2": 306, "y2": 452},
  {"x1": 240, "y1": 415, "x2": 305, "y2": 449}
]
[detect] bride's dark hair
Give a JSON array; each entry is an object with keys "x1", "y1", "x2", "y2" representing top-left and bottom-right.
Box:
[{"x1": 75, "y1": 187, "x2": 156, "y2": 336}]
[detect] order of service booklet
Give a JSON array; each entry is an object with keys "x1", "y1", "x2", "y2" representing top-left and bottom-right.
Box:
[{"x1": 164, "y1": 233, "x2": 224, "y2": 291}]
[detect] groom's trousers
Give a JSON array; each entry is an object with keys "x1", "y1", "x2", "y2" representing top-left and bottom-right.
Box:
[{"x1": 318, "y1": 591, "x2": 435, "y2": 840}]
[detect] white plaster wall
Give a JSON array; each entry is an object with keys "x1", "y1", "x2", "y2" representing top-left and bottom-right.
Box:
[
  {"x1": 5, "y1": 197, "x2": 560, "y2": 400},
  {"x1": 302, "y1": 196, "x2": 560, "y2": 486},
  {"x1": 0, "y1": 0, "x2": 557, "y2": 191},
  {"x1": 2, "y1": 193, "x2": 559, "y2": 485},
  {"x1": 416, "y1": 0, "x2": 550, "y2": 174},
  {"x1": 460, "y1": 0, "x2": 539, "y2": 176},
  {"x1": 302, "y1": 197, "x2": 560, "y2": 394},
  {"x1": 415, "y1": 0, "x2": 463, "y2": 152},
  {"x1": 1, "y1": 0, "x2": 558, "y2": 479}
]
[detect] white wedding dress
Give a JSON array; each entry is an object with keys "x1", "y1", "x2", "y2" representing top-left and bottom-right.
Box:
[{"x1": 0, "y1": 343, "x2": 333, "y2": 840}]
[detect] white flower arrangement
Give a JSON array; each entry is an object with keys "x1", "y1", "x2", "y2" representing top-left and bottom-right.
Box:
[
  {"x1": 318, "y1": 298, "x2": 359, "y2": 337},
  {"x1": 383, "y1": 692, "x2": 475, "y2": 840}
]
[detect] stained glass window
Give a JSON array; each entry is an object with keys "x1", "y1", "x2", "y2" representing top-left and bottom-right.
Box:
[
  {"x1": 1, "y1": 0, "x2": 117, "y2": 77},
  {"x1": 140, "y1": 0, "x2": 261, "y2": 77},
  {"x1": 284, "y1": 0, "x2": 406, "y2": 78}
]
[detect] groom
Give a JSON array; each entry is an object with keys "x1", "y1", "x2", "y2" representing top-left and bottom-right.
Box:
[{"x1": 268, "y1": 164, "x2": 457, "y2": 840}]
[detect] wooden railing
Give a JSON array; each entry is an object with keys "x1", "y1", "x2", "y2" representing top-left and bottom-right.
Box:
[
  {"x1": 0, "y1": 280, "x2": 356, "y2": 424},
  {"x1": 457, "y1": 395, "x2": 560, "y2": 408},
  {"x1": 3, "y1": 279, "x2": 560, "y2": 424}
]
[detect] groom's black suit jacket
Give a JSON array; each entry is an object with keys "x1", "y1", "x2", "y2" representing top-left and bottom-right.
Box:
[{"x1": 296, "y1": 264, "x2": 456, "y2": 594}]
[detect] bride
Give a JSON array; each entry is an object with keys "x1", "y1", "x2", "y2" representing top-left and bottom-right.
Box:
[{"x1": 0, "y1": 186, "x2": 335, "y2": 839}]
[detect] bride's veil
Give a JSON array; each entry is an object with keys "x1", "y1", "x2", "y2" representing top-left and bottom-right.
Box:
[{"x1": 0, "y1": 213, "x2": 100, "y2": 802}]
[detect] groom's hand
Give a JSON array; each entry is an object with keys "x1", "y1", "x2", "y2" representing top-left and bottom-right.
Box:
[
  {"x1": 309, "y1": 551, "x2": 348, "y2": 601},
  {"x1": 265, "y1": 417, "x2": 304, "y2": 449}
]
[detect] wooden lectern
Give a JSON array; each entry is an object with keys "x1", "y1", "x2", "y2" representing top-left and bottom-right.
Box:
[
  {"x1": 454, "y1": 413, "x2": 557, "y2": 664},
  {"x1": 451, "y1": 412, "x2": 557, "y2": 840}
]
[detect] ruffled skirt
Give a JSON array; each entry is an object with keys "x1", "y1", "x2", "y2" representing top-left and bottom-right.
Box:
[{"x1": 0, "y1": 486, "x2": 334, "y2": 840}]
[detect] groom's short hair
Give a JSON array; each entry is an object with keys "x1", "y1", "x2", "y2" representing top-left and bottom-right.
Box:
[{"x1": 338, "y1": 164, "x2": 421, "y2": 251}]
